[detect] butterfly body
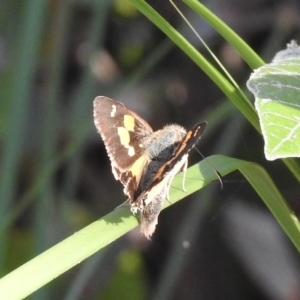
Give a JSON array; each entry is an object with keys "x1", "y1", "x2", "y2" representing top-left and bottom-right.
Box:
[
  {"x1": 93, "y1": 96, "x2": 206, "y2": 238},
  {"x1": 133, "y1": 125, "x2": 186, "y2": 200}
]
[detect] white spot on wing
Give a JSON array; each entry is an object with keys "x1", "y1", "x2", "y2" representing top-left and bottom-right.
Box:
[
  {"x1": 111, "y1": 104, "x2": 116, "y2": 117},
  {"x1": 128, "y1": 146, "x2": 135, "y2": 156}
]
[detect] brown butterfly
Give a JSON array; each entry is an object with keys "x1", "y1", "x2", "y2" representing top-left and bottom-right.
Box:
[{"x1": 93, "y1": 96, "x2": 206, "y2": 238}]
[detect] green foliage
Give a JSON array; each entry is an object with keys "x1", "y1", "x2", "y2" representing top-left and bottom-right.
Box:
[
  {"x1": 0, "y1": 0, "x2": 299, "y2": 299},
  {"x1": 248, "y1": 45, "x2": 300, "y2": 160}
]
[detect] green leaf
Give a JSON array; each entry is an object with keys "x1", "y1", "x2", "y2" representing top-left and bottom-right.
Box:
[
  {"x1": 247, "y1": 41, "x2": 300, "y2": 160},
  {"x1": 0, "y1": 155, "x2": 299, "y2": 299}
]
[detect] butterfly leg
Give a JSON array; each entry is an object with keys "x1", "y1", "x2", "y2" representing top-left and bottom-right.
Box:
[
  {"x1": 166, "y1": 157, "x2": 188, "y2": 202},
  {"x1": 166, "y1": 176, "x2": 174, "y2": 203}
]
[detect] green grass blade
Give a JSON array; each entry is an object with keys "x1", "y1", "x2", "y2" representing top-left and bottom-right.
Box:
[
  {"x1": 183, "y1": 0, "x2": 264, "y2": 69},
  {"x1": 127, "y1": 0, "x2": 259, "y2": 132},
  {"x1": 0, "y1": 154, "x2": 298, "y2": 299}
]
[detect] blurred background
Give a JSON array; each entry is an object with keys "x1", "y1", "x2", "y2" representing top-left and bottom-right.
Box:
[{"x1": 0, "y1": 0, "x2": 300, "y2": 299}]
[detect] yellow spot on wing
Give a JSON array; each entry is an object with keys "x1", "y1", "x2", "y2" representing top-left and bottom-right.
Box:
[
  {"x1": 118, "y1": 127, "x2": 136, "y2": 156},
  {"x1": 130, "y1": 154, "x2": 149, "y2": 184},
  {"x1": 124, "y1": 115, "x2": 135, "y2": 131},
  {"x1": 118, "y1": 127, "x2": 130, "y2": 146}
]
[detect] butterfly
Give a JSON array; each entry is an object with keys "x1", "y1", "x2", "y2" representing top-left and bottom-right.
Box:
[{"x1": 93, "y1": 96, "x2": 206, "y2": 238}]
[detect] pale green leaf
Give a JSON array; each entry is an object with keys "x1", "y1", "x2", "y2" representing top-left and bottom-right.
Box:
[{"x1": 247, "y1": 41, "x2": 300, "y2": 160}]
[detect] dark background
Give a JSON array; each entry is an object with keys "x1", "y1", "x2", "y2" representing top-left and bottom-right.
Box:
[{"x1": 0, "y1": 0, "x2": 300, "y2": 299}]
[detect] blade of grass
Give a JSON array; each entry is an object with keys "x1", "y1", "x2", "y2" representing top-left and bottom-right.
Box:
[
  {"x1": 183, "y1": 0, "x2": 264, "y2": 69},
  {"x1": 127, "y1": 0, "x2": 259, "y2": 133},
  {"x1": 0, "y1": 154, "x2": 298, "y2": 299}
]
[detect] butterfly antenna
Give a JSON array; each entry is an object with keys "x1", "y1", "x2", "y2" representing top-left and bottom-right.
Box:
[{"x1": 195, "y1": 147, "x2": 223, "y2": 190}]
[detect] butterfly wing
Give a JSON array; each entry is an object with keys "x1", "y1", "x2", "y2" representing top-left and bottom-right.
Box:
[{"x1": 93, "y1": 96, "x2": 153, "y2": 200}]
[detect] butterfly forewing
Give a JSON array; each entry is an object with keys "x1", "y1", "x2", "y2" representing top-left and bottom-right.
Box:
[{"x1": 93, "y1": 96, "x2": 153, "y2": 199}]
